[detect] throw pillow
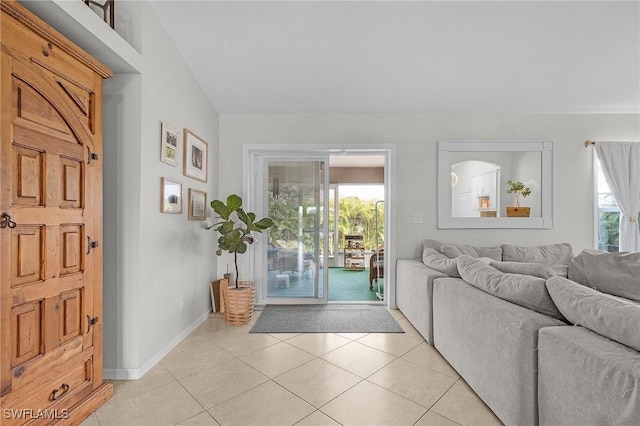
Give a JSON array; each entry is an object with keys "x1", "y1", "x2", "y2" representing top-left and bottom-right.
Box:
[
  {"x1": 490, "y1": 261, "x2": 556, "y2": 279},
  {"x1": 568, "y1": 249, "x2": 640, "y2": 303},
  {"x1": 457, "y1": 255, "x2": 564, "y2": 319},
  {"x1": 424, "y1": 239, "x2": 448, "y2": 253},
  {"x1": 441, "y1": 244, "x2": 479, "y2": 259},
  {"x1": 547, "y1": 276, "x2": 640, "y2": 352},
  {"x1": 501, "y1": 243, "x2": 573, "y2": 277},
  {"x1": 423, "y1": 239, "x2": 501, "y2": 260},
  {"x1": 422, "y1": 247, "x2": 461, "y2": 277}
]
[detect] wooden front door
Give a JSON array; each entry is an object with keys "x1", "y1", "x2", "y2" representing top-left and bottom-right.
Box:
[{"x1": 1, "y1": 1, "x2": 112, "y2": 421}]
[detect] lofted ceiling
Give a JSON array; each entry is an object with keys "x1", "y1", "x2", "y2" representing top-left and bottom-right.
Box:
[{"x1": 150, "y1": 1, "x2": 640, "y2": 115}]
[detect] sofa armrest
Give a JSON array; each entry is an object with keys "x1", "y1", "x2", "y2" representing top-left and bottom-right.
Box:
[
  {"x1": 396, "y1": 258, "x2": 447, "y2": 344},
  {"x1": 539, "y1": 326, "x2": 640, "y2": 426},
  {"x1": 433, "y1": 278, "x2": 565, "y2": 426}
]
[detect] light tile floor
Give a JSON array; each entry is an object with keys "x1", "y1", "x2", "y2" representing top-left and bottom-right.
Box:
[{"x1": 82, "y1": 309, "x2": 503, "y2": 426}]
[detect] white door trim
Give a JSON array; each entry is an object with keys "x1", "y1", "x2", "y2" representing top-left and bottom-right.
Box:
[{"x1": 242, "y1": 144, "x2": 397, "y2": 308}]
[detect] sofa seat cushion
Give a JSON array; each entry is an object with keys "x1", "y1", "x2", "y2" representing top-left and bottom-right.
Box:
[
  {"x1": 538, "y1": 326, "x2": 640, "y2": 426},
  {"x1": 501, "y1": 243, "x2": 573, "y2": 277},
  {"x1": 422, "y1": 247, "x2": 460, "y2": 277},
  {"x1": 547, "y1": 276, "x2": 640, "y2": 351},
  {"x1": 568, "y1": 249, "x2": 640, "y2": 302},
  {"x1": 457, "y1": 256, "x2": 564, "y2": 319},
  {"x1": 489, "y1": 261, "x2": 557, "y2": 279}
]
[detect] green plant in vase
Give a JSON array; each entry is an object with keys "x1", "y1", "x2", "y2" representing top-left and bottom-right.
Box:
[
  {"x1": 506, "y1": 180, "x2": 531, "y2": 208},
  {"x1": 208, "y1": 194, "x2": 274, "y2": 288}
]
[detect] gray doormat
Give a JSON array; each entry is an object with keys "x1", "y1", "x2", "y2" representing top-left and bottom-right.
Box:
[{"x1": 250, "y1": 304, "x2": 404, "y2": 333}]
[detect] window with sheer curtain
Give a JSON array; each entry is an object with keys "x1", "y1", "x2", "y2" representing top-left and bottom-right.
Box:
[
  {"x1": 596, "y1": 157, "x2": 622, "y2": 251},
  {"x1": 594, "y1": 146, "x2": 640, "y2": 252}
]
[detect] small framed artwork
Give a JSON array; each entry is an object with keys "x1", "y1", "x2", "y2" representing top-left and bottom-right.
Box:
[
  {"x1": 160, "y1": 122, "x2": 179, "y2": 166},
  {"x1": 188, "y1": 188, "x2": 207, "y2": 221},
  {"x1": 161, "y1": 177, "x2": 182, "y2": 214},
  {"x1": 183, "y1": 129, "x2": 208, "y2": 182}
]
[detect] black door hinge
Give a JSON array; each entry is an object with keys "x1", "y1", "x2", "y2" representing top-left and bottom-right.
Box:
[
  {"x1": 87, "y1": 236, "x2": 99, "y2": 254},
  {"x1": 87, "y1": 147, "x2": 99, "y2": 164},
  {"x1": 87, "y1": 315, "x2": 99, "y2": 332}
]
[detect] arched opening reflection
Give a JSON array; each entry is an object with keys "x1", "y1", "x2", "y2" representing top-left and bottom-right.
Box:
[{"x1": 451, "y1": 161, "x2": 500, "y2": 218}]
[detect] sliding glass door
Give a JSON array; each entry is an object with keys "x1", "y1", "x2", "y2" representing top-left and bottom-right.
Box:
[{"x1": 254, "y1": 155, "x2": 329, "y2": 304}]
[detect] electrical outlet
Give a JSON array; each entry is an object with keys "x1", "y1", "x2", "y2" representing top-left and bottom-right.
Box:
[
  {"x1": 411, "y1": 213, "x2": 423, "y2": 224},
  {"x1": 179, "y1": 295, "x2": 185, "y2": 310}
]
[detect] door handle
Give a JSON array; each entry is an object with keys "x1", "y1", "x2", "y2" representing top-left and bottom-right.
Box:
[
  {"x1": 50, "y1": 383, "x2": 70, "y2": 401},
  {"x1": 0, "y1": 213, "x2": 17, "y2": 229}
]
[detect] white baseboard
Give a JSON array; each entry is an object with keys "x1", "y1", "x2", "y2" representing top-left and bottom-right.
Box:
[{"x1": 104, "y1": 310, "x2": 210, "y2": 380}]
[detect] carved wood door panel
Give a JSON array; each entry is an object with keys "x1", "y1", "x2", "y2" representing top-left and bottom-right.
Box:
[
  {"x1": 1, "y1": 2, "x2": 113, "y2": 422},
  {"x1": 0, "y1": 50, "x2": 100, "y2": 408}
]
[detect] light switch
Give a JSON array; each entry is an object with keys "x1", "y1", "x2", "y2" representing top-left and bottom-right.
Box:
[{"x1": 411, "y1": 213, "x2": 423, "y2": 224}]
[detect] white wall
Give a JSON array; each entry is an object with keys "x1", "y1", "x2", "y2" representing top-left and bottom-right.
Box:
[
  {"x1": 102, "y1": 2, "x2": 219, "y2": 378},
  {"x1": 219, "y1": 113, "x2": 639, "y2": 263},
  {"x1": 103, "y1": 73, "x2": 143, "y2": 374}
]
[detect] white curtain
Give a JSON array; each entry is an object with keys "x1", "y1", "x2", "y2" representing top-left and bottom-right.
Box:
[{"x1": 594, "y1": 142, "x2": 640, "y2": 252}]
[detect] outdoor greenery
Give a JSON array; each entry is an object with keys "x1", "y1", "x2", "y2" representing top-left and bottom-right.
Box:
[
  {"x1": 334, "y1": 196, "x2": 384, "y2": 251},
  {"x1": 268, "y1": 184, "x2": 304, "y2": 245},
  {"x1": 268, "y1": 184, "x2": 384, "y2": 254},
  {"x1": 598, "y1": 211, "x2": 620, "y2": 250}
]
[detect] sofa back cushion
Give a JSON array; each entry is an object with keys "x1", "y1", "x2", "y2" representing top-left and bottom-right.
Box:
[
  {"x1": 424, "y1": 238, "x2": 502, "y2": 260},
  {"x1": 441, "y1": 244, "x2": 479, "y2": 258},
  {"x1": 547, "y1": 276, "x2": 640, "y2": 351},
  {"x1": 439, "y1": 244, "x2": 504, "y2": 262},
  {"x1": 475, "y1": 246, "x2": 503, "y2": 261},
  {"x1": 568, "y1": 249, "x2": 640, "y2": 303},
  {"x1": 457, "y1": 255, "x2": 564, "y2": 319},
  {"x1": 501, "y1": 243, "x2": 573, "y2": 277}
]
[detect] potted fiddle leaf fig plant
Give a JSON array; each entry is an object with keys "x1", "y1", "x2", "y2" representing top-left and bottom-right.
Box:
[
  {"x1": 505, "y1": 179, "x2": 532, "y2": 217},
  {"x1": 208, "y1": 194, "x2": 274, "y2": 324}
]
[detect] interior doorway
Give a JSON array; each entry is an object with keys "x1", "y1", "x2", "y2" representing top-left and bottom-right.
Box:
[
  {"x1": 246, "y1": 146, "x2": 392, "y2": 306},
  {"x1": 328, "y1": 181, "x2": 385, "y2": 302}
]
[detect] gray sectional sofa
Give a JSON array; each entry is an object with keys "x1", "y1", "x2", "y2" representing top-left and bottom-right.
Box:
[{"x1": 396, "y1": 240, "x2": 640, "y2": 426}]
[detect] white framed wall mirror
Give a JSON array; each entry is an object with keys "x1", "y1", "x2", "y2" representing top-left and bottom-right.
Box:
[{"x1": 438, "y1": 140, "x2": 553, "y2": 229}]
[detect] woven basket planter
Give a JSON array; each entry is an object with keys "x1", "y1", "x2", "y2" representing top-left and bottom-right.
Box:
[{"x1": 222, "y1": 280, "x2": 255, "y2": 326}]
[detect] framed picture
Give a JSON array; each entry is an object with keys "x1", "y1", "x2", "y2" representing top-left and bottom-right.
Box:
[
  {"x1": 188, "y1": 188, "x2": 207, "y2": 220},
  {"x1": 183, "y1": 129, "x2": 208, "y2": 182},
  {"x1": 160, "y1": 122, "x2": 179, "y2": 166},
  {"x1": 161, "y1": 177, "x2": 182, "y2": 214}
]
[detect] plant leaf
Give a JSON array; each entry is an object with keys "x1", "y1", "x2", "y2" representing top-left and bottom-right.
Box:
[
  {"x1": 226, "y1": 194, "x2": 242, "y2": 212},
  {"x1": 211, "y1": 200, "x2": 231, "y2": 220},
  {"x1": 255, "y1": 218, "x2": 274, "y2": 230},
  {"x1": 237, "y1": 208, "x2": 250, "y2": 225},
  {"x1": 218, "y1": 221, "x2": 234, "y2": 234}
]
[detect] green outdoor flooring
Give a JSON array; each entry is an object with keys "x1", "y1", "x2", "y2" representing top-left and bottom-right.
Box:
[
  {"x1": 328, "y1": 267, "x2": 381, "y2": 301},
  {"x1": 266, "y1": 267, "x2": 383, "y2": 301}
]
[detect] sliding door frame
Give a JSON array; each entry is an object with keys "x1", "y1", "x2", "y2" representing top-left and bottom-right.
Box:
[
  {"x1": 255, "y1": 154, "x2": 330, "y2": 305},
  {"x1": 242, "y1": 144, "x2": 397, "y2": 308}
]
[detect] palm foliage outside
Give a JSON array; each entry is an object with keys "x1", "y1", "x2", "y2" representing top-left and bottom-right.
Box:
[
  {"x1": 268, "y1": 184, "x2": 384, "y2": 254},
  {"x1": 335, "y1": 196, "x2": 384, "y2": 251}
]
